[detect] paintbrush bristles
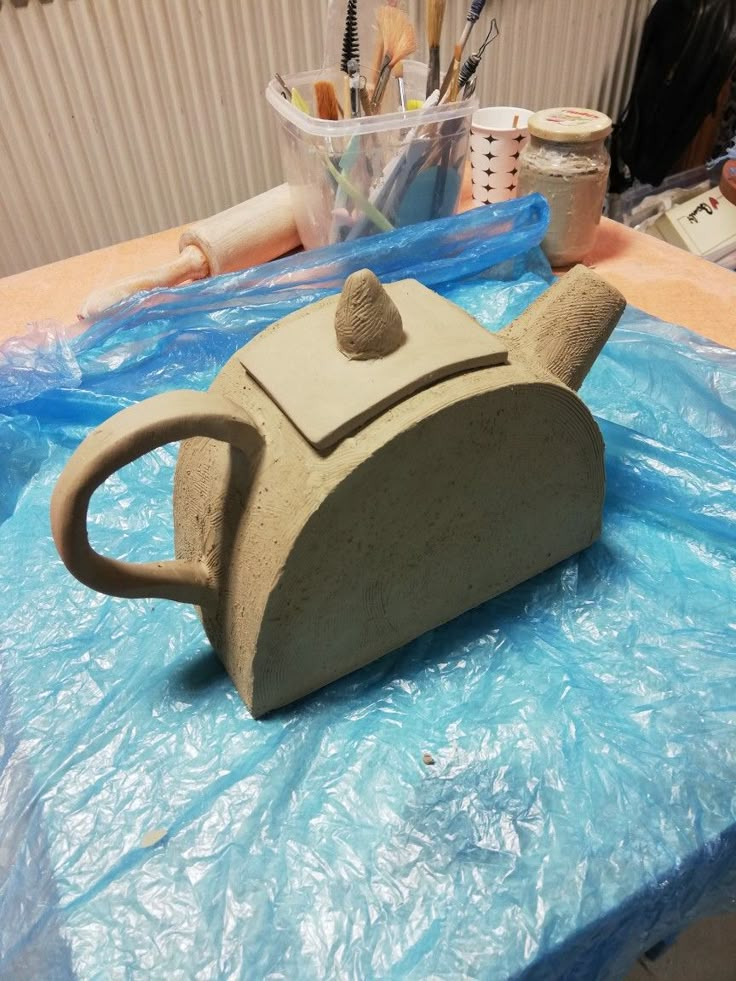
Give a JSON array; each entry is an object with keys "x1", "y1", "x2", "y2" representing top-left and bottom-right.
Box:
[
  {"x1": 427, "y1": 0, "x2": 447, "y2": 46},
  {"x1": 426, "y1": 0, "x2": 446, "y2": 96},
  {"x1": 376, "y1": 6, "x2": 417, "y2": 68},
  {"x1": 371, "y1": 6, "x2": 417, "y2": 110},
  {"x1": 314, "y1": 80, "x2": 341, "y2": 120}
]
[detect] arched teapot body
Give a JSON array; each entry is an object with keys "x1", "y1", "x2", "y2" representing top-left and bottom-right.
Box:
[{"x1": 52, "y1": 267, "x2": 624, "y2": 716}]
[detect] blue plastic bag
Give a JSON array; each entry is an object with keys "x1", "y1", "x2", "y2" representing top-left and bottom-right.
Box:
[{"x1": 1, "y1": 199, "x2": 735, "y2": 980}]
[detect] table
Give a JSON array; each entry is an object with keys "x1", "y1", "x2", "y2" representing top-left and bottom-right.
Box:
[
  {"x1": 1, "y1": 206, "x2": 735, "y2": 980},
  {"x1": 1, "y1": 218, "x2": 735, "y2": 350}
]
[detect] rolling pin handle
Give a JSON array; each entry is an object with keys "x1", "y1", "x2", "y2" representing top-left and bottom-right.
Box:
[{"x1": 79, "y1": 245, "x2": 210, "y2": 320}]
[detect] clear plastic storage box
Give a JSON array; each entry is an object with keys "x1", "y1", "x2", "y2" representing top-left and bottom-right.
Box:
[{"x1": 266, "y1": 62, "x2": 477, "y2": 249}]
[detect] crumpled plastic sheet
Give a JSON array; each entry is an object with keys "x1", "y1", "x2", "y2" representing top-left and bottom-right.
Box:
[{"x1": 1, "y1": 198, "x2": 735, "y2": 980}]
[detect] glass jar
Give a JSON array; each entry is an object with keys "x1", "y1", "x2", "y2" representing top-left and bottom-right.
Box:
[{"x1": 516, "y1": 108, "x2": 612, "y2": 266}]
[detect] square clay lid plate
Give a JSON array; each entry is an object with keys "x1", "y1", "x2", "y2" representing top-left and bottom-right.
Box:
[{"x1": 240, "y1": 278, "x2": 508, "y2": 451}]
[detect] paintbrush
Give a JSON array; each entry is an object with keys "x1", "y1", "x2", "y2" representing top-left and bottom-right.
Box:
[
  {"x1": 438, "y1": 0, "x2": 487, "y2": 101},
  {"x1": 370, "y1": 6, "x2": 417, "y2": 111},
  {"x1": 425, "y1": 0, "x2": 447, "y2": 98},
  {"x1": 314, "y1": 79, "x2": 342, "y2": 120}
]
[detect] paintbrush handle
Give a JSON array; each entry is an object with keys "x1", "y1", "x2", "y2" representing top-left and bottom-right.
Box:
[
  {"x1": 359, "y1": 86, "x2": 373, "y2": 116},
  {"x1": 438, "y1": 56, "x2": 460, "y2": 102},
  {"x1": 427, "y1": 47, "x2": 441, "y2": 97},
  {"x1": 457, "y1": 21, "x2": 474, "y2": 55},
  {"x1": 370, "y1": 55, "x2": 393, "y2": 111}
]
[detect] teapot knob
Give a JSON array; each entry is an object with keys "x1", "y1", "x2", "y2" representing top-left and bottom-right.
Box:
[{"x1": 334, "y1": 269, "x2": 405, "y2": 361}]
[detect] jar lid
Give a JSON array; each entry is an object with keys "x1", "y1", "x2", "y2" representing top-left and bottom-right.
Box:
[
  {"x1": 720, "y1": 160, "x2": 736, "y2": 207},
  {"x1": 528, "y1": 107, "x2": 612, "y2": 143}
]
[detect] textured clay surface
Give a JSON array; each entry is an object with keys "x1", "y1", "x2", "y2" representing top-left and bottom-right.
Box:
[
  {"x1": 334, "y1": 269, "x2": 404, "y2": 360},
  {"x1": 239, "y1": 276, "x2": 508, "y2": 450},
  {"x1": 52, "y1": 265, "x2": 625, "y2": 717},
  {"x1": 173, "y1": 265, "x2": 624, "y2": 715},
  {"x1": 501, "y1": 264, "x2": 626, "y2": 391}
]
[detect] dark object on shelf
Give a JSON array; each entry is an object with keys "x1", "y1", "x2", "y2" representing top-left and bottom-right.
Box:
[
  {"x1": 721, "y1": 159, "x2": 736, "y2": 205},
  {"x1": 713, "y1": 74, "x2": 736, "y2": 158},
  {"x1": 610, "y1": 0, "x2": 736, "y2": 192},
  {"x1": 677, "y1": 75, "x2": 733, "y2": 173}
]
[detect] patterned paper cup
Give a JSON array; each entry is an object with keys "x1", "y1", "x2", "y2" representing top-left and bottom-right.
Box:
[{"x1": 470, "y1": 107, "x2": 533, "y2": 205}]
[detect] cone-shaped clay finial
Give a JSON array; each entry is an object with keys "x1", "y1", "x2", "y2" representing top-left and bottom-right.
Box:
[{"x1": 335, "y1": 269, "x2": 404, "y2": 361}]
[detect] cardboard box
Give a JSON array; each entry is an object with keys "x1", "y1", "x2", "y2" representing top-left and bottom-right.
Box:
[{"x1": 649, "y1": 186, "x2": 736, "y2": 262}]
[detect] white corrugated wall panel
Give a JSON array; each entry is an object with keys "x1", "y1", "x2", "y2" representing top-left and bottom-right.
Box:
[{"x1": 0, "y1": 0, "x2": 650, "y2": 276}]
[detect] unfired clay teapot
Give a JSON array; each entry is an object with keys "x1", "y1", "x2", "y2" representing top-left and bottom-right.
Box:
[{"x1": 51, "y1": 266, "x2": 624, "y2": 716}]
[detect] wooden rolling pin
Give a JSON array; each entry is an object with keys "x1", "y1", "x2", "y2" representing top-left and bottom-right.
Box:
[{"x1": 80, "y1": 183, "x2": 301, "y2": 319}]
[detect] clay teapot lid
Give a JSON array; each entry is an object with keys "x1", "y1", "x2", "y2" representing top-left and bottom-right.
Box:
[{"x1": 240, "y1": 270, "x2": 508, "y2": 451}]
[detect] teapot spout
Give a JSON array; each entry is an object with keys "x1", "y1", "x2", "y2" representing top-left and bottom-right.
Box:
[{"x1": 500, "y1": 265, "x2": 626, "y2": 391}]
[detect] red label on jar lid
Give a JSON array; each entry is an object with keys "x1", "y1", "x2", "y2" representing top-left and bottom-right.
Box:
[{"x1": 528, "y1": 107, "x2": 612, "y2": 143}]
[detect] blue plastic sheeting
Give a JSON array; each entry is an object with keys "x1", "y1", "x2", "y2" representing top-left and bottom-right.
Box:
[{"x1": 1, "y1": 199, "x2": 735, "y2": 980}]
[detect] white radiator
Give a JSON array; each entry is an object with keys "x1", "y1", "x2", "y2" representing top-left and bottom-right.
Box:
[{"x1": 0, "y1": 0, "x2": 651, "y2": 276}]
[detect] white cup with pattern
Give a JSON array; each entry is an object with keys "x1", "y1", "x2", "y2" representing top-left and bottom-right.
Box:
[{"x1": 470, "y1": 106, "x2": 533, "y2": 205}]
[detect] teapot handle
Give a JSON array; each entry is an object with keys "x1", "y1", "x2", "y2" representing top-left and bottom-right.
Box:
[{"x1": 50, "y1": 390, "x2": 263, "y2": 607}]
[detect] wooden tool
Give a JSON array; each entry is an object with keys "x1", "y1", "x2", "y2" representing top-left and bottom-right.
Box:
[
  {"x1": 80, "y1": 184, "x2": 301, "y2": 320},
  {"x1": 439, "y1": 0, "x2": 487, "y2": 101}
]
